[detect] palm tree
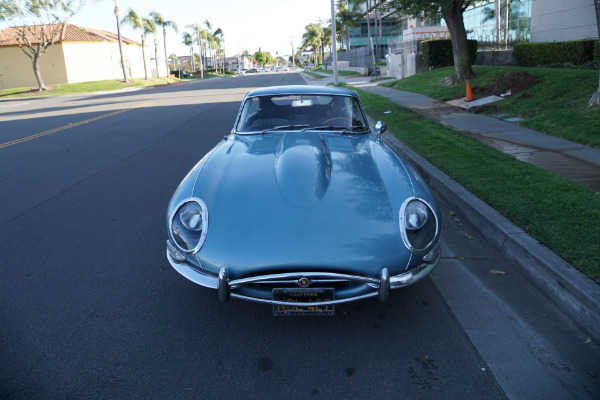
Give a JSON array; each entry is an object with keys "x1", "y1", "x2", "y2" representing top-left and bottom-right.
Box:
[
  {"x1": 337, "y1": 0, "x2": 361, "y2": 51},
  {"x1": 150, "y1": 11, "x2": 178, "y2": 81},
  {"x1": 204, "y1": 20, "x2": 215, "y2": 71},
  {"x1": 113, "y1": 0, "x2": 128, "y2": 82},
  {"x1": 187, "y1": 23, "x2": 205, "y2": 78},
  {"x1": 122, "y1": 8, "x2": 150, "y2": 80},
  {"x1": 182, "y1": 32, "x2": 194, "y2": 71},
  {"x1": 213, "y1": 27, "x2": 224, "y2": 73},
  {"x1": 322, "y1": 26, "x2": 331, "y2": 68},
  {"x1": 145, "y1": 17, "x2": 159, "y2": 78},
  {"x1": 301, "y1": 23, "x2": 323, "y2": 67}
]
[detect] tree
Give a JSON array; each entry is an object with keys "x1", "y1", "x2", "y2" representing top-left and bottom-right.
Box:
[
  {"x1": 388, "y1": 0, "x2": 475, "y2": 84},
  {"x1": 588, "y1": 0, "x2": 600, "y2": 108},
  {"x1": 301, "y1": 22, "x2": 323, "y2": 67},
  {"x1": 213, "y1": 27, "x2": 224, "y2": 73},
  {"x1": 121, "y1": 8, "x2": 151, "y2": 80},
  {"x1": 187, "y1": 23, "x2": 205, "y2": 78},
  {"x1": 254, "y1": 51, "x2": 270, "y2": 66},
  {"x1": 182, "y1": 31, "x2": 194, "y2": 71},
  {"x1": 143, "y1": 17, "x2": 159, "y2": 78},
  {"x1": 0, "y1": 0, "x2": 81, "y2": 90},
  {"x1": 336, "y1": 0, "x2": 362, "y2": 51},
  {"x1": 150, "y1": 11, "x2": 178, "y2": 81}
]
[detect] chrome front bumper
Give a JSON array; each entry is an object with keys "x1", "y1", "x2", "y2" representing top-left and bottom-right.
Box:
[{"x1": 166, "y1": 240, "x2": 441, "y2": 306}]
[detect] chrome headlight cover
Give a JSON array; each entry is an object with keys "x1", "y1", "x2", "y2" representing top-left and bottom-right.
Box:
[
  {"x1": 399, "y1": 197, "x2": 439, "y2": 255},
  {"x1": 169, "y1": 198, "x2": 208, "y2": 254}
]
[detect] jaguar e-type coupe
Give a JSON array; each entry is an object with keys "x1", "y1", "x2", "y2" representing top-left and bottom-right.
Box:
[{"x1": 166, "y1": 85, "x2": 441, "y2": 315}]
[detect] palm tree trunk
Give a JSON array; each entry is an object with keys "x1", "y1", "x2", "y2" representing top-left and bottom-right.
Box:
[
  {"x1": 163, "y1": 28, "x2": 169, "y2": 82},
  {"x1": 154, "y1": 37, "x2": 160, "y2": 79},
  {"x1": 114, "y1": 0, "x2": 128, "y2": 82},
  {"x1": 141, "y1": 34, "x2": 148, "y2": 80}
]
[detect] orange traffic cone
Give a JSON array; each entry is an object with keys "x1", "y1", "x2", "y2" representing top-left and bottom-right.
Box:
[{"x1": 465, "y1": 81, "x2": 474, "y2": 102}]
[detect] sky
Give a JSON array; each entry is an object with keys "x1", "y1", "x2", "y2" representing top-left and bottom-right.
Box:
[{"x1": 66, "y1": 0, "x2": 333, "y2": 59}]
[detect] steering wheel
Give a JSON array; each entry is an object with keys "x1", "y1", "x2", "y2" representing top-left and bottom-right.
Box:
[{"x1": 322, "y1": 117, "x2": 347, "y2": 125}]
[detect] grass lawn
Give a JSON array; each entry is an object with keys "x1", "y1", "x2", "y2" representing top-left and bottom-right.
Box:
[
  {"x1": 304, "y1": 71, "x2": 327, "y2": 79},
  {"x1": 313, "y1": 67, "x2": 362, "y2": 76},
  {"x1": 354, "y1": 86, "x2": 600, "y2": 283},
  {"x1": 0, "y1": 77, "x2": 184, "y2": 99},
  {"x1": 381, "y1": 65, "x2": 600, "y2": 149}
]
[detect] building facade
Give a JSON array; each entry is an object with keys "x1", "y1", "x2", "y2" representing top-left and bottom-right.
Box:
[
  {"x1": 0, "y1": 24, "x2": 162, "y2": 91},
  {"x1": 348, "y1": 0, "x2": 598, "y2": 57}
]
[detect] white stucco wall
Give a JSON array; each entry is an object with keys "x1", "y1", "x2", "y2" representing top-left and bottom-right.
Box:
[
  {"x1": 0, "y1": 44, "x2": 68, "y2": 90},
  {"x1": 531, "y1": 0, "x2": 598, "y2": 42},
  {"x1": 62, "y1": 41, "x2": 150, "y2": 83},
  {"x1": 0, "y1": 39, "x2": 152, "y2": 90}
]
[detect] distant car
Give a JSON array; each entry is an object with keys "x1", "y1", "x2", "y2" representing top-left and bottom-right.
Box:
[
  {"x1": 246, "y1": 69, "x2": 258, "y2": 73},
  {"x1": 182, "y1": 72, "x2": 191, "y2": 78},
  {"x1": 166, "y1": 85, "x2": 441, "y2": 315}
]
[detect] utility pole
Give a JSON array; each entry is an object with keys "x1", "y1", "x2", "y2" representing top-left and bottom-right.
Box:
[{"x1": 290, "y1": 37, "x2": 295, "y2": 69}]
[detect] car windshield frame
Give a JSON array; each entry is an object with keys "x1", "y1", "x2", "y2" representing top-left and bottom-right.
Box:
[{"x1": 234, "y1": 93, "x2": 370, "y2": 135}]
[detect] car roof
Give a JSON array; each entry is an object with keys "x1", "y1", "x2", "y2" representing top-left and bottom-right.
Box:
[{"x1": 244, "y1": 85, "x2": 359, "y2": 99}]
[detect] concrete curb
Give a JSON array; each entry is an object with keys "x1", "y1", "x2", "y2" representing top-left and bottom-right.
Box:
[{"x1": 381, "y1": 131, "x2": 600, "y2": 342}]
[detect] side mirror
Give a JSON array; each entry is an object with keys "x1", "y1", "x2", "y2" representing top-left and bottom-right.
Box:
[{"x1": 375, "y1": 121, "x2": 387, "y2": 138}]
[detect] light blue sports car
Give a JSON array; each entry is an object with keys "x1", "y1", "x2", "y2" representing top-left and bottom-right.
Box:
[{"x1": 166, "y1": 85, "x2": 441, "y2": 315}]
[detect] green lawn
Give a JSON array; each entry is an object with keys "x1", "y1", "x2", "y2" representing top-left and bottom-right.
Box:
[
  {"x1": 303, "y1": 71, "x2": 327, "y2": 79},
  {"x1": 355, "y1": 86, "x2": 600, "y2": 283},
  {"x1": 313, "y1": 67, "x2": 362, "y2": 76},
  {"x1": 0, "y1": 77, "x2": 183, "y2": 99},
  {"x1": 381, "y1": 65, "x2": 600, "y2": 149}
]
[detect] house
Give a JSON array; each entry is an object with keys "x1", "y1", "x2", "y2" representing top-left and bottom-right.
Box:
[{"x1": 0, "y1": 24, "x2": 163, "y2": 91}]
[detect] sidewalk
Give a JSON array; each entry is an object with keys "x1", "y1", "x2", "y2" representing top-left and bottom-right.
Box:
[
  {"x1": 303, "y1": 71, "x2": 600, "y2": 192},
  {"x1": 301, "y1": 71, "x2": 600, "y2": 343}
]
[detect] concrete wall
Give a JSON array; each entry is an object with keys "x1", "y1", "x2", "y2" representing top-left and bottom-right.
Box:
[
  {"x1": 475, "y1": 50, "x2": 517, "y2": 66},
  {"x1": 386, "y1": 52, "x2": 428, "y2": 79},
  {"x1": 0, "y1": 44, "x2": 68, "y2": 90},
  {"x1": 531, "y1": 0, "x2": 598, "y2": 42}
]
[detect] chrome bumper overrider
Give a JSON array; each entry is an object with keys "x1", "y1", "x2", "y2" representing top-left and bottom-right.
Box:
[{"x1": 166, "y1": 240, "x2": 441, "y2": 306}]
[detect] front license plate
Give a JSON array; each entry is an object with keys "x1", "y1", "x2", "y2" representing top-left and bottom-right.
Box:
[{"x1": 272, "y1": 288, "x2": 335, "y2": 316}]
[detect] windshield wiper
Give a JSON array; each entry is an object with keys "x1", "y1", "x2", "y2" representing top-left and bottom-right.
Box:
[
  {"x1": 300, "y1": 126, "x2": 346, "y2": 132},
  {"x1": 261, "y1": 124, "x2": 309, "y2": 133},
  {"x1": 341, "y1": 126, "x2": 369, "y2": 134}
]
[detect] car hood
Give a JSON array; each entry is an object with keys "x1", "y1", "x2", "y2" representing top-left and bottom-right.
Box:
[{"x1": 189, "y1": 132, "x2": 418, "y2": 278}]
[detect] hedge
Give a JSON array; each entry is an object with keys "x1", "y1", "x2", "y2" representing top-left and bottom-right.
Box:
[
  {"x1": 514, "y1": 40, "x2": 599, "y2": 67},
  {"x1": 422, "y1": 39, "x2": 478, "y2": 68}
]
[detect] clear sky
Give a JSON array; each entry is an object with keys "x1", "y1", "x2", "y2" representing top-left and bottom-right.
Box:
[{"x1": 66, "y1": 0, "x2": 333, "y2": 59}]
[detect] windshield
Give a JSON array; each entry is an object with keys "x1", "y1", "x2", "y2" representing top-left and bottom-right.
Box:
[{"x1": 235, "y1": 94, "x2": 368, "y2": 134}]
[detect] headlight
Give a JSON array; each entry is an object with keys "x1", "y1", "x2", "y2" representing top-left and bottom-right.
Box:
[
  {"x1": 400, "y1": 197, "x2": 439, "y2": 255},
  {"x1": 169, "y1": 198, "x2": 208, "y2": 254}
]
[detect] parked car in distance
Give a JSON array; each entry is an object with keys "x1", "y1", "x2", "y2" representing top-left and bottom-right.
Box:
[
  {"x1": 246, "y1": 68, "x2": 258, "y2": 73},
  {"x1": 166, "y1": 85, "x2": 442, "y2": 316}
]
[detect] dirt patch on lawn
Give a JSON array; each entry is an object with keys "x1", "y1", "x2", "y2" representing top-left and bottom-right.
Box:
[{"x1": 473, "y1": 70, "x2": 541, "y2": 97}]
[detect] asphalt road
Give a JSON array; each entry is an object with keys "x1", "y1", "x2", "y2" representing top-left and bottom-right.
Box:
[{"x1": 1, "y1": 72, "x2": 598, "y2": 399}]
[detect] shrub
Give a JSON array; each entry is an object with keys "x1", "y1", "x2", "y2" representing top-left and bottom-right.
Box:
[
  {"x1": 514, "y1": 40, "x2": 598, "y2": 67},
  {"x1": 422, "y1": 39, "x2": 478, "y2": 68}
]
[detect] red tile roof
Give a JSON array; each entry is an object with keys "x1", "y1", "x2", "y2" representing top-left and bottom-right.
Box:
[{"x1": 0, "y1": 24, "x2": 141, "y2": 47}]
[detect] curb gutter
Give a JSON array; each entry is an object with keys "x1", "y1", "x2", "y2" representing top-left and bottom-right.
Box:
[{"x1": 381, "y1": 130, "x2": 600, "y2": 342}]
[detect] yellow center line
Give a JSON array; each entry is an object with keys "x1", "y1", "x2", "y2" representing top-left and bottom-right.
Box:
[{"x1": 0, "y1": 101, "x2": 155, "y2": 149}]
